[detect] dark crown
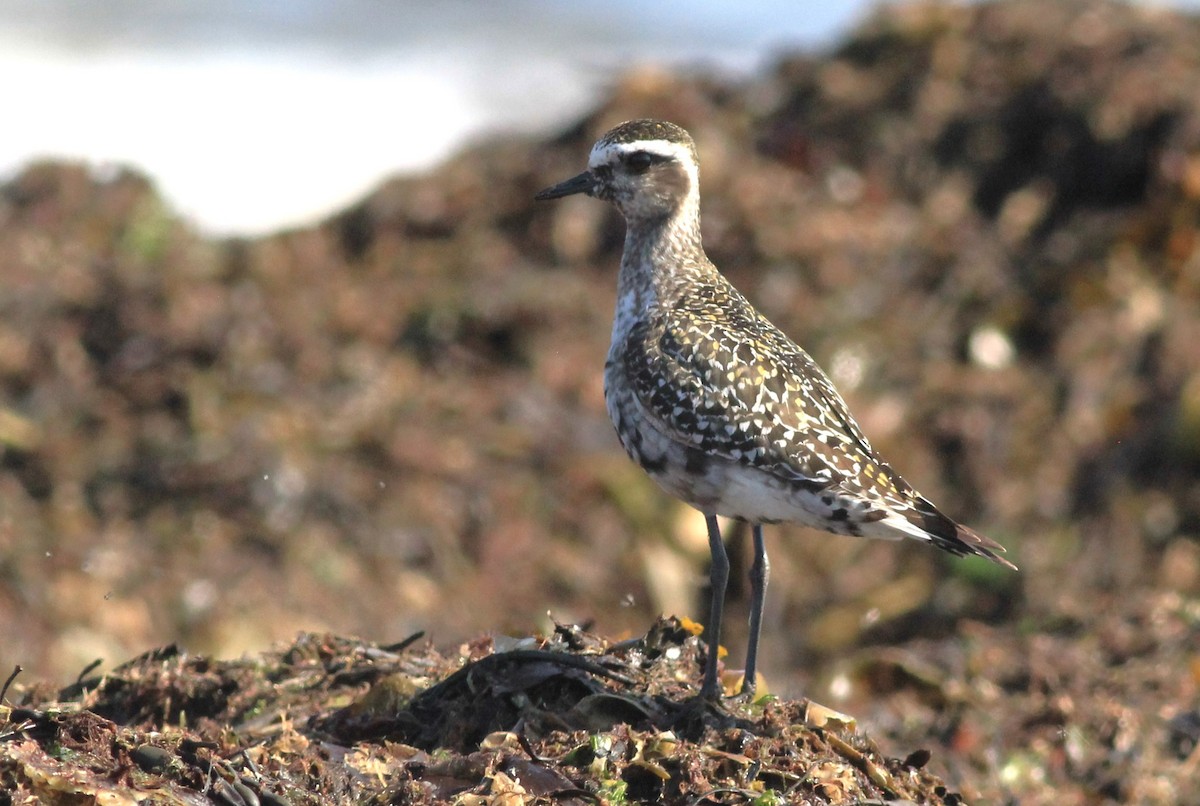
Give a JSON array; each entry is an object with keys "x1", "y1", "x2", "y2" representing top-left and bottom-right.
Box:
[{"x1": 598, "y1": 120, "x2": 697, "y2": 160}]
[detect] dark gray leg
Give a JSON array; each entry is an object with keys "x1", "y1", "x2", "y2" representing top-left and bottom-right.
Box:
[
  {"x1": 741, "y1": 523, "x2": 769, "y2": 696},
  {"x1": 700, "y1": 514, "x2": 729, "y2": 700}
]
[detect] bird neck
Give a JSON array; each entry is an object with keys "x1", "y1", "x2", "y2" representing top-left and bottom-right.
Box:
[
  {"x1": 609, "y1": 195, "x2": 711, "y2": 349},
  {"x1": 615, "y1": 195, "x2": 708, "y2": 318}
]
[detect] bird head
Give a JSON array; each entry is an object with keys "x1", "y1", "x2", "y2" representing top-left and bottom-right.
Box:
[{"x1": 536, "y1": 119, "x2": 700, "y2": 223}]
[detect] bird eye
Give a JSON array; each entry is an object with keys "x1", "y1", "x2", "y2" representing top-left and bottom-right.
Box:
[{"x1": 626, "y1": 151, "x2": 654, "y2": 173}]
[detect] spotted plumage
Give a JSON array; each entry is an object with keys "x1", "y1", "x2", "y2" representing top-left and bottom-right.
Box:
[{"x1": 536, "y1": 119, "x2": 1015, "y2": 700}]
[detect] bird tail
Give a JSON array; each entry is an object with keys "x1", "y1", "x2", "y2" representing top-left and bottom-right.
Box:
[{"x1": 886, "y1": 497, "x2": 1017, "y2": 569}]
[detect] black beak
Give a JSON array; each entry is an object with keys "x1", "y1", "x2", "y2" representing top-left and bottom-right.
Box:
[{"x1": 535, "y1": 171, "x2": 594, "y2": 201}]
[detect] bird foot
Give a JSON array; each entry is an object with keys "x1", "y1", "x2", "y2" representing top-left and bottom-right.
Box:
[
  {"x1": 667, "y1": 692, "x2": 737, "y2": 735},
  {"x1": 728, "y1": 685, "x2": 759, "y2": 706}
]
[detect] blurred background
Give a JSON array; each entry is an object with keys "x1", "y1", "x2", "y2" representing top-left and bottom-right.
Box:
[
  {"x1": 1, "y1": 0, "x2": 873, "y2": 236},
  {"x1": 2, "y1": 1, "x2": 1200, "y2": 800}
]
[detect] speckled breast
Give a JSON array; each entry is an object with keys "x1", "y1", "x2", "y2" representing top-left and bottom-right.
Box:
[{"x1": 602, "y1": 352, "x2": 838, "y2": 528}]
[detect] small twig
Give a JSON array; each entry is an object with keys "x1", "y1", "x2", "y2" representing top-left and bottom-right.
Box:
[
  {"x1": 200, "y1": 754, "x2": 215, "y2": 794},
  {"x1": 380, "y1": 631, "x2": 425, "y2": 654},
  {"x1": 516, "y1": 728, "x2": 551, "y2": 763},
  {"x1": 783, "y1": 763, "x2": 817, "y2": 797},
  {"x1": 239, "y1": 748, "x2": 262, "y2": 781},
  {"x1": 76, "y1": 658, "x2": 103, "y2": 685},
  {"x1": 825, "y1": 733, "x2": 896, "y2": 797},
  {"x1": 0, "y1": 665, "x2": 22, "y2": 703}
]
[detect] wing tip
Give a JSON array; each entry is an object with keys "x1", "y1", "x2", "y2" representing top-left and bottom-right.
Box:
[
  {"x1": 954, "y1": 523, "x2": 1018, "y2": 570},
  {"x1": 908, "y1": 498, "x2": 1018, "y2": 570}
]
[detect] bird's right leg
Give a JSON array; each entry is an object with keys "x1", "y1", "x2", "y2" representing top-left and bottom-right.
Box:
[
  {"x1": 741, "y1": 523, "x2": 769, "y2": 697},
  {"x1": 700, "y1": 514, "x2": 729, "y2": 700}
]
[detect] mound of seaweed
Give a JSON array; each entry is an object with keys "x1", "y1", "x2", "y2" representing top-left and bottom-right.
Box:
[
  {"x1": 2, "y1": 620, "x2": 967, "y2": 804},
  {"x1": 1, "y1": 1, "x2": 1198, "y2": 801}
]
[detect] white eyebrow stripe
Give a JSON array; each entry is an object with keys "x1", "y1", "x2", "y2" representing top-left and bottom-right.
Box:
[{"x1": 588, "y1": 139, "x2": 695, "y2": 169}]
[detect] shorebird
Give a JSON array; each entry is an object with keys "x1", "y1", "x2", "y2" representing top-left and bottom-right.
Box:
[{"x1": 536, "y1": 119, "x2": 1015, "y2": 700}]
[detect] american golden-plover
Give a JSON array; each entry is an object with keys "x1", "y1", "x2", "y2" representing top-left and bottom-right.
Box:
[{"x1": 536, "y1": 119, "x2": 1015, "y2": 700}]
